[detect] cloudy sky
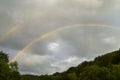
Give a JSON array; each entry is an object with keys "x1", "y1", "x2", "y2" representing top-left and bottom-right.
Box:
[{"x1": 0, "y1": 0, "x2": 120, "y2": 75}]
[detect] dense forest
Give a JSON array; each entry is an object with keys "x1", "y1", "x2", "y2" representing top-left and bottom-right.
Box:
[{"x1": 0, "y1": 49, "x2": 120, "y2": 80}]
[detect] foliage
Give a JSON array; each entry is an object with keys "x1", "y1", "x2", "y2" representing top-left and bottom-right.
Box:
[
  {"x1": 0, "y1": 62, "x2": 11, "y2": 80},
  {"x1": 10, "y1": 61, "x2": 19, "y2": 71},
  {"x1": 0, "y1": 51, "x2": 9, "y2": 63},
  {"x1": 21, "y1": 49, "x2": 120, "y2": 80},
  {"x1": 0, "y1": 51, "x2": 21, "y2": 80},
  {"x1": 1, "y1": 49, "x2": 120, "y2": 80}
]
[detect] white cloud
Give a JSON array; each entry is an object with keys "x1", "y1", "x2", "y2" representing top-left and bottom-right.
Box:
[
  {"x1": 65, "y1": 56, "x2": 81, "y2": 63},
  {"x1": 50, "y1": 56, "x2": 87, "y2": 72},
  {"x1": 48, "y1": 42, "x2": 60, "y2": 52},
  {"x1": 103, "y1": 37, "x2": 117, "y2": 44}
]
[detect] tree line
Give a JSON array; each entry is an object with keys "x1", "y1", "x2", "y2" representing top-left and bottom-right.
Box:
[
  {"x1": 0, "y1": 51, "x2": 21, "y2": 80},
  {"x1": 1, "y1": 50, "x2": 120, "y2": 80}
]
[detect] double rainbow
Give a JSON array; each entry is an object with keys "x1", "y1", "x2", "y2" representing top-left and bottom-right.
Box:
[{"x1": 8, "y1": 23, "x2": 118, "y2": 63}]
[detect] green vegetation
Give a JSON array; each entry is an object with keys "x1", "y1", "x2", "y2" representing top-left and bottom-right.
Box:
[
  {"x1": 0, "y1": 51, "x2": 9, "y2": 63},
  {"x1": 1, "y1": 49, "x2": 120, "y2": 80},
  {"x1": 0, "y1": 51, "x2": 21, "y2": 80}
]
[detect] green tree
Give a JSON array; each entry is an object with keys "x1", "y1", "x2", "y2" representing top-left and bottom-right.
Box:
[
  {"x1": 68, "y1": 72, "x2": 79, "y2": 80},
  {"x1": 0, "y1": 50, "x2": 21, "y2": 80},
  {"x1": 110, "y1": 64, "x2": 120, "y2": 80},
  {"x1": 0, "y1": 62, "x2": 11, "y2": 80},
  {"x1": 10, "y1": 61, "x2": 19, "y2": 71},
  {"x1": 0, "y1": 51, "x2": 9, "y2": 63},
  {"x1": 79, "y1": 65, "x2": 112, "y2": 80}
]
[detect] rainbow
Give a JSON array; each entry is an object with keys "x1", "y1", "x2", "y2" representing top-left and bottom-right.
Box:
[
  {"x1": 0, "y1": 24, "x2": 22, "y2": 43},
  {"x1": 9, "y1": 23, "x2": 118, "y2": 63},
  {"x1": 0, "y1": 20, "x2": 32, "y2": 43}
]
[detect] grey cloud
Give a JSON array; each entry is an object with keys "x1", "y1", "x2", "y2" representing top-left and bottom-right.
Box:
[
  {"x1": 0, "y1": 0, "x2": 120, "y2": 75},
  {"x1": 18, "y1": 51, "x2": 87, "y2": 75},
  {"x1": 16, "y1": 26, "x2": 120, "y2": 75}
]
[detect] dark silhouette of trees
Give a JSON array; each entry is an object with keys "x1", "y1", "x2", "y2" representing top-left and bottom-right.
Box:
[
  {"x1": 1, "y1": 49, "x2": 120, "y2": 80},
  {"x1": 0, "y1": 50, "x2": 21, "y2": 80},
  {"x1": 21, "y1": 49, "x2": 120, "y2": 80},
  {"x1": 0, "y1": 51, "x2": 9, "y2": 63},
  {"x1": 10, "y1": 61, "x2": 19, "y2": 71}
]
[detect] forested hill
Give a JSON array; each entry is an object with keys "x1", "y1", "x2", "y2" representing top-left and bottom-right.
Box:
[
  {"x1": 21, "y1": 50, "x2": 120, "y2": 80},
  {"x1": 0, "y1": 50, "x2": 120, "y2": 80}
]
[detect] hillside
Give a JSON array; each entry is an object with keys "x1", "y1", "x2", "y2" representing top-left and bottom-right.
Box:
[{"x1": 21, "y1": 49, "x2": 120, "y2": 80}]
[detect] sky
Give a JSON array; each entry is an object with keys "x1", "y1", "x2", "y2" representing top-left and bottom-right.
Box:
[{"x1": 0, "y1": 0, "x2": 120, "y2": 75}]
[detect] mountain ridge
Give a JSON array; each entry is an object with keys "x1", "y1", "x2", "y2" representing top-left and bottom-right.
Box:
[{"x1": 21, "y1": 49, "x2": 120, "y2": 80}]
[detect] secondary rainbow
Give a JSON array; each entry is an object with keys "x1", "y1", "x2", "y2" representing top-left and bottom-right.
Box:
[
  {"x1": 0, "y1": 24, "x2": 22, "y2": 43},
  {"x1": 9, "y1": 23, "x2": 118, "y2": 63}
]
